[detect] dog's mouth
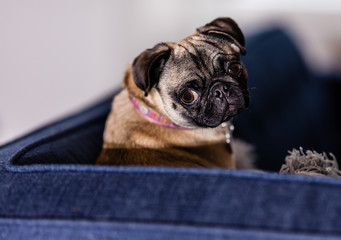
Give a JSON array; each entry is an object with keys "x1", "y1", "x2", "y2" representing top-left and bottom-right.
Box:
[{"x1": 195, "y1": 104, "x2": 243, "y2": 128}]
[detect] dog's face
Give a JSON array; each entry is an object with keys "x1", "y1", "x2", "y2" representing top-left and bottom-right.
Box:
[{"x1": 132, "y1": 18, "x2": 249, "y2": 128}]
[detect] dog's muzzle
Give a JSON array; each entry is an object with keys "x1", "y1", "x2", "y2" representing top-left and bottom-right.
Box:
[{"x1": 196, "y1": 79, "x2": 247, "y2": 128}]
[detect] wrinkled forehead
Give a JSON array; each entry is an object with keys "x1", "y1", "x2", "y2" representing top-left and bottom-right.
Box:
[
  {"x1": 161, "y1": 34, "x2": 240, "y2": 82},
  {"x1": 159, "y1": 34, "x2": 242, "y2": 91},
  {"x1": 174, "y1": 34, "x2": 241, "y2": 58}
]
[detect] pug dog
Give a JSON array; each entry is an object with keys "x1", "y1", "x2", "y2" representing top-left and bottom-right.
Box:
[{"x1": 96, "y1": 17, "x2": 249, "y2": 168}]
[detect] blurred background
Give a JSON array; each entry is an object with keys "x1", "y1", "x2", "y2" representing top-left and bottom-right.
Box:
[{"x1": 1, "y1": 0, "x2": 341, "y2": 146}]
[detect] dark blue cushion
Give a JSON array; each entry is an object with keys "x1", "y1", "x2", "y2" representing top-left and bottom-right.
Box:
[
  {"x1": 10, "y1": 96, "x2": 113, "y2": 165},
  {"x1": 1, "y1": 28, "x2": 341, "y2": 239},
  {"x1": 236, "y1": 29, "x2": 341, "y2": 171}
]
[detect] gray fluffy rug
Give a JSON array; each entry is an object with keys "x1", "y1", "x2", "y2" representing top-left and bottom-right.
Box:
[{"x1": 280, "y1": 147, "x2": 341, "y2": 178}]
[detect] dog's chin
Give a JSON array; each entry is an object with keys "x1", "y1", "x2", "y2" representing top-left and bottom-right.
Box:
[
  {"x1": 191, "y1": 105, "x2": 243, "y2": 128},
  {"x1": 193, "y1": 115, "x2": 232, "y2": 128},
  {"x1": 173, "y1": 112, "x2": 235, "y2": 129}
]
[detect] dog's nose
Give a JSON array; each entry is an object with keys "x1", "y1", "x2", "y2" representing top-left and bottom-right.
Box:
[{"x1": 211, "y1": 81, "x2": 229, "y2": 101}]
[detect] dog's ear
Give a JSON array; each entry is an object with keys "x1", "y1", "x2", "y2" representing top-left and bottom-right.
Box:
[
  {"x1": 132, "y1": 43, "x2": 171, "y2": 96},
  {"x1": 197, "y1": 17, "x2": 246, "y2": 55}
]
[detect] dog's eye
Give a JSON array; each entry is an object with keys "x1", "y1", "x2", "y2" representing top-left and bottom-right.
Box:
[
  {"x1": 181, "y1": 89, "x2": 199, "y2": 104},
  {"x1": 228, "y1": 63, "x2": 242, "y2": 77}
]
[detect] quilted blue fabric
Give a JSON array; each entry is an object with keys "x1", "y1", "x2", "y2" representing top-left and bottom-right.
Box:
[{"x1": 1, "y1": 28, "x2": 341, "y2": 239}]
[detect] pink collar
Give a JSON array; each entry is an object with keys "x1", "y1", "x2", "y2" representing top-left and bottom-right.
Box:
[{"x1": 129, "y1": 96, "x2": 189, "y2": 130}]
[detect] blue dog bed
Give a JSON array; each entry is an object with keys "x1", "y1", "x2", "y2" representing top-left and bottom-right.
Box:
[{"x1": 1, "y1": 29, "x2": 341, "y2": 239}]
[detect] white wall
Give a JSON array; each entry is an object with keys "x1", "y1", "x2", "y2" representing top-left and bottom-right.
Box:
[{"x1": 1, "y1": 0, "x2": 341, "y2": 145}]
